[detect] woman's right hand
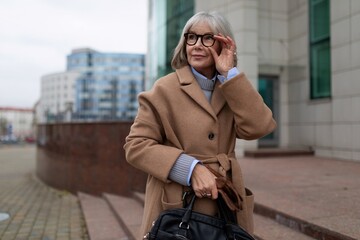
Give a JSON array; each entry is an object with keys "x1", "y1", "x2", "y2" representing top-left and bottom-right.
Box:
[
  {"x1": 191, "y1": 164, "x2": 218, "y2": 199},
  {"x1": 209, "y1": 34, "x2": 236, "y2": 77}
]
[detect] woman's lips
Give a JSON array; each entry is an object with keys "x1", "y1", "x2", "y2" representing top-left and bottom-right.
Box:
[{"x1": 192, "y1": 54, "x2": 206, "y2": 58}]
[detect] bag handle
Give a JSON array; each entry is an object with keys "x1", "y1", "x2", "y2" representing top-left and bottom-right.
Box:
[{"x1": 181, "y1": 194, "x2": 196, "y2": 226}]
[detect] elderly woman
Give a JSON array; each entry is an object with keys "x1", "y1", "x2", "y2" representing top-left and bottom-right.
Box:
[{"x1": 124, "y1": 11, "x2": 276, "y2": 239}]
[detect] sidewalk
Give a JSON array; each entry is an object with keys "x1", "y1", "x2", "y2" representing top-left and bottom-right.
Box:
[
  {"x1": 240, "y1": 154, "x2": 360, "y2": 240},
  {"x1": 0, "y1": 146, "x2": 89, "y2": 240},
  {"x1": 1, "y1": 145, "x2": 359, "y2": 239},
  {"x1": 78, "y1": 152, "x2": 360, "y2": 240}
]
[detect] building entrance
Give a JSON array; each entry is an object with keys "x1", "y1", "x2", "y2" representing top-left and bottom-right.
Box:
[{"x1": 258, "y1": 75, "x2": 279, "y2": 147}]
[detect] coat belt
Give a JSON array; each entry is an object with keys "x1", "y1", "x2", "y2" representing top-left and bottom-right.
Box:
[
  {"x1": 200, "y1": 153, "x2": 234, "y2": 177},
  {"x1": 191, "y1": 152, "x2": 245, "y2": 200}
]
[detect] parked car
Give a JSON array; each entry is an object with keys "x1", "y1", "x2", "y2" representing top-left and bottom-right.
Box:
[{"x1": 25, "y1": 136, "x2": 36, "y2": 143}]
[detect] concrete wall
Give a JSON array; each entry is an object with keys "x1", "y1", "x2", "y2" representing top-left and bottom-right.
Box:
[
  {"x1": 36, "y1": 122, "x2": 147, "y2": 196},
  {"x1": 287, "y1": 0, "x2": 360, "y2": 161},
  {"x1": 257, "y1": 0, "x2": 289, "y2": 148},
  {"x1": 329, "y1": 0, "x2": 360, "y2": 161}
]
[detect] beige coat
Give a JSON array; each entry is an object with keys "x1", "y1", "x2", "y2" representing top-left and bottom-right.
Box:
[{"x1": 124, "y1": 66, "x2": 276, "y2": 239}]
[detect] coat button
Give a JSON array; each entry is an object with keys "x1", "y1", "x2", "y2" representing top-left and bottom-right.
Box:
[{"x1": 208, "y1": 133, "x2": 215, "y2": 140}]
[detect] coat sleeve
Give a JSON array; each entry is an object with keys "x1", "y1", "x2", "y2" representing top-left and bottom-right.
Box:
[
  {"x1": 219, "y1": 73, "x2": 277, "y2": 140},
  {"x1": 123, "y1": 88, "x2": 183, "y2": 183}
]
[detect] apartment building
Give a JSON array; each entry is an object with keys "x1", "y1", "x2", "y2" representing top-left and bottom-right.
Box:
[
  {"x1": 38, "y1": 71, "x2": 80, "y2": 123},
  {"x1": 0, "y1": 107, "x2": 34, "y2": 140}
]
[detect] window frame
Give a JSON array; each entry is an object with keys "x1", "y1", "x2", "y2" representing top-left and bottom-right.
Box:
[{"x1": 309, "y1": 0, "x2": 332, "y2": 99}]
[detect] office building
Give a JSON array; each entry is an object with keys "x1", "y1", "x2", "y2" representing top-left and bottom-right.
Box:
[
  {"x1": 67, "y1": 48, "x2": 145, "y2": 121},
  {"x1": 147, "y1": 0, "x2": 194, "y2": 89},
  {"x1": 39, "y1": 48, "x2": 145, "y2": 122},
  {"x1": 147, "y1": 0, "x2": 360, "y2": 161}
]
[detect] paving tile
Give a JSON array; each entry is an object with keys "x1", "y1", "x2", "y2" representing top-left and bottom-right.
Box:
[
  {"x1": 0, "y1": 146, "x2": 88, "y2": 240},
  {"x1": 254, "y1": 214, "x2": 316, "y2": 240}
]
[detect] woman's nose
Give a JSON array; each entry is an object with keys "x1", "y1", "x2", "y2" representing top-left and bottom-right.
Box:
[{"x1": 194, "y1": 37, "x2": 203, "y2": 47}]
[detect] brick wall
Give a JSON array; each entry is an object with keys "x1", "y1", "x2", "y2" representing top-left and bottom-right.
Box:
[{"x1": 36, "y1": 122, "x2": 147, "y2": 196}]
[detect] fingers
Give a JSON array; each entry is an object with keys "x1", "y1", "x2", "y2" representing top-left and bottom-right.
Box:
[
  {"x1": 195, "y1": 190, "x2": 204, "y2": 198},
  {"x1": 214, "y1": 34, "x2": 236, "y2": 51},
  {"x1": 210, "y1": 186, "x2": 218, "y2": 200},
  {"x1": 196, "y1": 189, "x2": 218, "y2": 199},
  {"x1": 191, "y1": 165, "x2": 218, "y2": 199},
  {"x1": 198, "y1": 187, "x2": 218, "y2": 199},
  {"x1": 199, "y1": 192, "x2": 212, "y2": 198},
  {"x1": 209, "y1": 37, "x2": 235, "y2": 76},
  {"x1": 208, "y1": 47, "x2": 218, "y2": 60}
]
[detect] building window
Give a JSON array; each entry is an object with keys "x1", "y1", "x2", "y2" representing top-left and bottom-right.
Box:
[{"x1": 309, "y1": 0, "x2": 331, "y2": 99}]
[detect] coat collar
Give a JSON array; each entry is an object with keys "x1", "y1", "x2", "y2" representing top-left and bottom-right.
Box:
[{"x1": 176, "y1": 66, "x2": 226, "y2": 120}]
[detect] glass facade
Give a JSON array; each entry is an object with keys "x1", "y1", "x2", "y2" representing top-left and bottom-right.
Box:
[
  {"x1": 309, "y1": 0, "x2": 331, "y2": 99},
  {"x1": 67, "y1": 48, "x2": 145, "y2": 121},
  {"x1": 147, "y1": 0, "x2": 194, "y2": 89}
]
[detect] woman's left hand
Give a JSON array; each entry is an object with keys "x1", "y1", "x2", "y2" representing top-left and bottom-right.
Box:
[
  {"x1": 209, "y1": 34, "x2": 236, "y2": 77},
  {"x1": 191, "y1": 164, "x2": 218, "y2": 200}
]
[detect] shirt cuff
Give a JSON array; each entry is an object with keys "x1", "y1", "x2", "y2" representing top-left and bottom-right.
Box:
[
  {"x1": 217, "y1": 67, "x2": 240, "y2": 84},
  {"x1": 188, "y1": 159, "x2": 200, "y2": 185},
  {"x1": 168, "y1": 153, "x2": 199, "y2": 186}
]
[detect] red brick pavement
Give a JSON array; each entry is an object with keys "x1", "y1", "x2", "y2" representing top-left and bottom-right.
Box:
[{"x1": 240, "y1": 155, "x2": 360, "y2": 240}]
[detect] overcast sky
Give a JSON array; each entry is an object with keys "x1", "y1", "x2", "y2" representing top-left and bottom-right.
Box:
[{"x1": 0, "y1": 0, "x2": 148, "y2": 108}]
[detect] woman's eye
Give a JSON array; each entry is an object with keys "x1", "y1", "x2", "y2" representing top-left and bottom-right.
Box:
[
  {"x1": 204, "y1": 35, "x2": 214, "y2": 41},
  {"x1": 188, "y1": 34, "x2": 196, "y2": 40}
]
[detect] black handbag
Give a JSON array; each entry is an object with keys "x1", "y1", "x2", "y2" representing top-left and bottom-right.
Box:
[{"x1": 144, "y1": 193, "x2": 255, "y2": 240}]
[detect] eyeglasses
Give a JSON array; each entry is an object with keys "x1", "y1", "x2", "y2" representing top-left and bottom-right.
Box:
[{"x1": 184, "y1": 33, "x2": 215, "y2": 47}]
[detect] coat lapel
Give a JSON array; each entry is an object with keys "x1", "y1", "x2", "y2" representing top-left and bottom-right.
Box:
[
  {"x1": 211, "y1": 80, "x2": 227, "y2": 116},
  {"x1": 176, "y1": 66, "x2": 217, "y2": 120},
  {"x1": 176, "y1": 66, "x2": 226, "y2": 120}
]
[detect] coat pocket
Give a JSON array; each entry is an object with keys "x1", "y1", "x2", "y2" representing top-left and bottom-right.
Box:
[
  {"x1": 160, "y1": 182, "x2": 183, "y2": 210},
  {"x1": 244, "y1": 187, "x2": 254, "y2": 234},
  {"x1": 236, "y1": 187, "x2": 255, "y2": 234},
  {"x1": 245, "y1": 188, "x2": 254, "y2": 214}
]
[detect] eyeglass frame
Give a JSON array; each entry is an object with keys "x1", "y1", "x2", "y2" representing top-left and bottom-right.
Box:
[{"x1": 183, "y1": 33, "x2": 216, "y2": 47}]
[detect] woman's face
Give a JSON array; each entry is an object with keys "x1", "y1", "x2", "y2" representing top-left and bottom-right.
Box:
[{"x1": 185, "y1": 22, "x2": 221, "y2": 79}]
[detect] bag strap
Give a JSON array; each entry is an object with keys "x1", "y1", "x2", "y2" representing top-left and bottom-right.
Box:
[{"x1": 181, "y1": 193, "x2": 196, "y2": 225}]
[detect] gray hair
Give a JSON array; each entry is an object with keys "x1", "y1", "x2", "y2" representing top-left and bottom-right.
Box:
[{"x1": 171, "y1": 11, "x2": 237, "y2": 69}]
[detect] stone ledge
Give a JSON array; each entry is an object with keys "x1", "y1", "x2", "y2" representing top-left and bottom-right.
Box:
[{"x1": 244, "y1": 148, "x2": 314, "y2": 158}]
